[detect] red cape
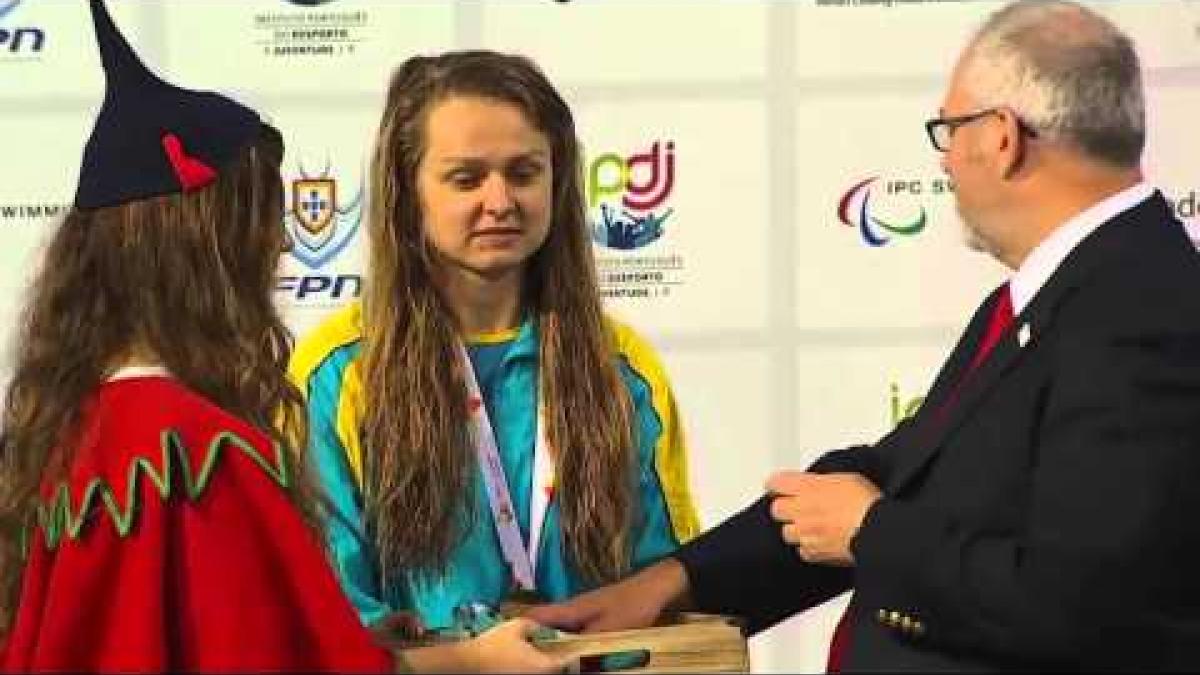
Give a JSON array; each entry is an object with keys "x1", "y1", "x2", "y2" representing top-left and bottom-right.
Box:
[{"x1": 1, "y1": 376, "x2": 392, "y2": 672}]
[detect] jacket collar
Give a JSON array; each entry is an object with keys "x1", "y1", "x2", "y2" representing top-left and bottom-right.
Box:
[{"x1": 888, "y1": 192, "x2": 1177, "y2": 491}]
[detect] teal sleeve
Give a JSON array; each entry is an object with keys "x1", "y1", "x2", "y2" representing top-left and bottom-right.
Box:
[
  {"x1": 622, "y1": 361, "x2": 682, "y2": 570},
  {"x1": 632, "y1": 465, "x2": 679, "y2": 570},
  {"x1": 306, "y1": 356, "x2": 392, "y2": 627}
]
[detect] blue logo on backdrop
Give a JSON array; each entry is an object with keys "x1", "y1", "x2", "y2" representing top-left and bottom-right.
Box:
[
  {"x1": 283, "y1": 160, "x2": 364, "y2": 270},
  {"x1": 276, "y1": 159, "x2": 365, "y2": 304},
  {"x1": 0, "y1": 1, "x2": 22, "y2": 20},
  {"x1": 0, "y1": 0, "x2": 46, "y2": 56}
]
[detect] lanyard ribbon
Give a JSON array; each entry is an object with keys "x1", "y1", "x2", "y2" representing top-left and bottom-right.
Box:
[{"x1": 457, "y1": 341, "x2": 554, "y2": 592}]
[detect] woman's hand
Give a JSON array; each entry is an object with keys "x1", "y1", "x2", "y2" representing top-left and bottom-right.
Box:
[
  {"x1": 370, "y1": 611, "x2": 428, "y2": 650},
  {"x1": 398, "y1": 618, "x2": 569, "y2": 673}
]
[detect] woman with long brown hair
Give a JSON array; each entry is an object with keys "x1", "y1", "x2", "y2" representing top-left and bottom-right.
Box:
[
  {"x1": 0, "y1": 4, "x2": 562, "y2": 672},
  {"x1": 291, "y1": 50, "x2": 700, "y2": 635}
]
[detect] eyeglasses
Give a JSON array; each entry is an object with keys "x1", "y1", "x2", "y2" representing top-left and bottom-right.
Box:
[{"x1": 924, "y1": 107, "x2": 1038, "y2": 152}]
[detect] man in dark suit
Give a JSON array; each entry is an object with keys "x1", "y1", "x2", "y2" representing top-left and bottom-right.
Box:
[{"x1": 529, "y1": 1, "x2": 1200, "y2": 670}]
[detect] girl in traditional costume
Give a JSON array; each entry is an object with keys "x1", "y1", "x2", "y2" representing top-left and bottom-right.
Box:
[{"x1": 0, "y1": 4, "x2": 562, "y2": 672}]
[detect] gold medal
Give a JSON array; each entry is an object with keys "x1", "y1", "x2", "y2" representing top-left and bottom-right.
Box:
[{"x1": 499, "y1": 584, "x2": 545, "y2": 618}]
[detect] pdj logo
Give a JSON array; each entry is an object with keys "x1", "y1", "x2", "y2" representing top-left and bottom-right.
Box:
[
  {"x1": 0, "y1": 0, "x2": 46, "y2": 55},
  {"x1": 588, "y1": 141, "x2": 675, "y2": 250},
  {"x1": 837, "y1": 177, "x2": 930, "y2": 247},
  {"x1": 284, "y1": 161, "x2": 363, "y2": 269}
]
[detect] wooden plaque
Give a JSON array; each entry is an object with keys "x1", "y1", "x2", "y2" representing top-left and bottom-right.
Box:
[{"x1": 536, "y1": 613, "x2": 749, "y2": 673}]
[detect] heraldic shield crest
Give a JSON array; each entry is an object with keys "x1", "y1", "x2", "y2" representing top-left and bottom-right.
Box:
[
  {"x1": 293, "y1": 178, "x2": 337, "y2": 238},
  {"x1": 284, "y1": 159, "x2": 364, "y2": 269}
]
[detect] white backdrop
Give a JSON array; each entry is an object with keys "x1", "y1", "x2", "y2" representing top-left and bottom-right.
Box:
[{"x1": 2, "y1": 1, "x2": 1199, "y2": 671}]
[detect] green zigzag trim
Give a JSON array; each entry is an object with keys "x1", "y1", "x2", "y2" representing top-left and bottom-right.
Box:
[{"x1": 31, "y1": 429, "x2": 292, "y2": 552}]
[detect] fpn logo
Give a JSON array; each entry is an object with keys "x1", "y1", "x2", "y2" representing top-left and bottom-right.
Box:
[
  {"x1": 837, "y1": 176, "x2": 951, "y2": 247},
  {"x1": 588, "y1": 141, "x2": 675, "y2": 250},
  {"x1": 0, "y1": 0, "x2": 46, "y2": 56},
  {"x1": 276, "y1": 160, "x2": 364, "y2": 303}
]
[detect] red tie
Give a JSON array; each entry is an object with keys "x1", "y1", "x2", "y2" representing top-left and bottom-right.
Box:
[
  {"x1": 825, "y1": 284, "x2": 1014, "y2": 673},
  {"x1": 965, "y1": 283, "x2": 1015, "y2": 377},
  {"x1": 933, "y1": 283, "x2": 1015, "y2": 421},
  {"x1": 826, "y1": 606, "x2": 855, "y2": 673}
]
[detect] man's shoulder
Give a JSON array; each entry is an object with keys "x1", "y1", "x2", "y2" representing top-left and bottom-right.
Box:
[
  {"x1": 1102, "y1": 205, "x2": 1200, "y2": 297},
  {"x1": 1062, "y1": 209, "x2": 1200, "y2": 336}
]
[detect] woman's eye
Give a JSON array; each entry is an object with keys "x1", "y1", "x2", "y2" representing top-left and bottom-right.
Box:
[
  {"x1": 507, "y1": 163, "x2": 544, "y2": 186},
  {"x1": 447, "y1": 170, "x2": 481, "y2": 189}
]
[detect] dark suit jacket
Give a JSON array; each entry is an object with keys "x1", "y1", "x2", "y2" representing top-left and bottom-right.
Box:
[{"x1": 677, "y1": 193, "x2": 1200, "y2": 671}]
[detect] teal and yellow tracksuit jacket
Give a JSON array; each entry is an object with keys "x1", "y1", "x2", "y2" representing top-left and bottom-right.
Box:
[{"x1": 289, "y1": 301, "x2": 700, "y2": 629}]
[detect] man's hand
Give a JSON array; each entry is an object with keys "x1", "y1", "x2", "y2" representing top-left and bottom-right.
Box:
[
  {"x1": 524, "y1": 558, "x2": 691, "y2": 633},
  {"x1": 765, "y1": 471, "x2": 882, "y2": 566}
]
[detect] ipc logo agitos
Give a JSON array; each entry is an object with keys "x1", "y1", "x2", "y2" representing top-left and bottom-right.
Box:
[{"x1": 837, "y1": 176, "x2": 950, "y2": 247}]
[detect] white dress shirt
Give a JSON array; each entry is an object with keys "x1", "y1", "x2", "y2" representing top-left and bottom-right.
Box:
[{"x1": 1009, "y1": 182, "x2": 1155, "y2": 316}]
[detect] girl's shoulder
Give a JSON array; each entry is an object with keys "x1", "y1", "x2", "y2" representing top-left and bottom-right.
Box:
[
  {"x1": 604, "y1": 312, "x2": 672, "y2": 369},
  {"x1": 602, "y1": 313, "x2": 669, "y2": 385},
  {"x1": 289, "y1": 301, "x2": 365, "y2": 389}
]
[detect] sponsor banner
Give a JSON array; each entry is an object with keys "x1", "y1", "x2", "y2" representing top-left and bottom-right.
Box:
[
  {"x1": 666, "y1": 350, "x2": 772, "y2": 527},
  {"x1": 1144, "y1": 86, "x2": 1200, "y2": 247},
  {"x1": 795, "y1": 1, "x2": 1200, "y2": 81},
  {"x1": 1, "y1": 111, "x2": 92, "y2": 218},
  {"x1": 793, "y1": 342, "x2": 950, "y2": 467},
  {"x1": 3, "y1": 5, "x2": 1199, "y2": 673},
  {"x1": 578, "y1": 100, "x2": 770, "y2": 333},
  {"x1": 794, "y1": 91, "x2": 1007, "y2": 331},
  {"x1": 1099, "y1": 1, "x2": 1200, "y2": 71},
  {"x1": 0, "y1": 107, "x2": 104, "y2": 383},
  {"x1": 275, "y1": 150, "x2": 366, "y2": 338},
  {"x1": 269, "y1": 108, "x2": 376, "y2": 337},
  {"x1": 0, "y1": 0, "x2": 46, "y2": 63},
  {"x1": 163, "y1": 1, "x2": 454, "y2": 94},
  {"x1": 0, "y1": 0, "x2": 142, "y2": 97},
  {"x1": 795, "y1": 0, "x2": 1006, "y2": 81},
  {"x1": 481, "y1": 0, "x2": 768, "y2": 85}
]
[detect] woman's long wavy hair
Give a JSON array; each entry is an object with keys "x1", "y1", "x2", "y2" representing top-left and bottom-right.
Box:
[
  {"x1": 0, "y1": 126, "x2": 322, "y2": 631},
  {"x1": 363, "y1": 50, "x2": 637, "y2": 586}
]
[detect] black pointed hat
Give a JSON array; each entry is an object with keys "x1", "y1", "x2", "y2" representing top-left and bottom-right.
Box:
[{"x1": 74, "y1": 0, "x2": 265, "y2": 209}]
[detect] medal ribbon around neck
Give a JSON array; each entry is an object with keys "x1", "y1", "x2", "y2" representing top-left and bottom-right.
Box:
[{"x1": 457, "y1": 341, "x2": 554, "y2": 592}]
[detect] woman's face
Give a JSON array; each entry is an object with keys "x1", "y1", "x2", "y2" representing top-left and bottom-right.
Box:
[{"x1": 415, "y1": 95, "x2": 554, "y2": 281}]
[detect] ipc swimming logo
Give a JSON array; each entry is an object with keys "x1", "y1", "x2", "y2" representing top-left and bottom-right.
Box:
[{"x1": 837, "y1": 176, "x2": 937, "y2": 247}]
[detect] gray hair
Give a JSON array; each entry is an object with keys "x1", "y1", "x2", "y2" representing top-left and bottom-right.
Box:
[{"x1": 962, "y1": 0, "x2": 1145, "y2": 167}]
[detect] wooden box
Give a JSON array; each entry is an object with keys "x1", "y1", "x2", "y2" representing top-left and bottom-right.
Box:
[{"x1": 536, "y1": 613, "x2": 749, "y2": 673}]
